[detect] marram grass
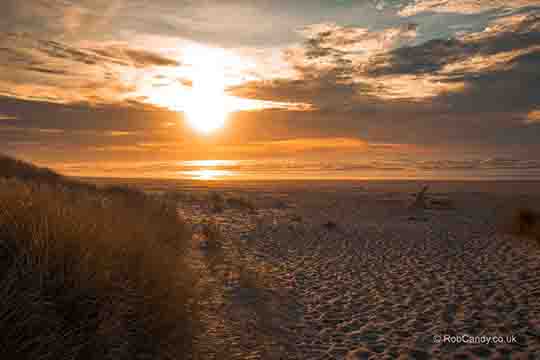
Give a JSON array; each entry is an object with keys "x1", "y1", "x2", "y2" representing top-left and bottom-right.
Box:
[{"x1": 0, "y1": 157, "x2": 200, "y2": 359}]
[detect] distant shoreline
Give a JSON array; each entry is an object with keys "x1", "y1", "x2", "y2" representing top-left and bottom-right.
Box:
[{"x1": 78, "y1": 176, "x2": 540, "y2": 196}]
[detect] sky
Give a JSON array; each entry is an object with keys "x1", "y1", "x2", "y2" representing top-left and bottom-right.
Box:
[{"x1": 1, "y1": 0, "x2": 540, "y2": 179}]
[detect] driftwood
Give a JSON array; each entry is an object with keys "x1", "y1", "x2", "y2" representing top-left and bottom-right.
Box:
[{"x1": 411, "y1": 185, "x2": 429, "y2": 209}]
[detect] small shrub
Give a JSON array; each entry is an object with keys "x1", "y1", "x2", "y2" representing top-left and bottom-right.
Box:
[
  {"x1": 164, "y1": 190, "x2": 194, "y2": 203},
  {"x1": 512, "y1": 208, "x2": 540, "y2": 244},
  {"x1": 227, "y1": 195, "x2": 256, "y2": 212}
]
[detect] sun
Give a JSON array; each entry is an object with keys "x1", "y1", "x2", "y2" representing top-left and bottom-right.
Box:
[
  {"x1": 184, "y1": 88, "x2": 228, "y2": 134},
  {"x1": 183, "y1": 45, "x2": 231, "y2": 134}
]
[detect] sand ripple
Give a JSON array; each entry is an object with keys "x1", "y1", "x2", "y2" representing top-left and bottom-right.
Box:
[{"x1": 179, "y1": 184, "x2": 539, "y2": 359}]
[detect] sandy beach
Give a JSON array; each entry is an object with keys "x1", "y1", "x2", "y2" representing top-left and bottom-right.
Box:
[{"x1": 96, "y1": 179, "x2": 537, "y2": 359}]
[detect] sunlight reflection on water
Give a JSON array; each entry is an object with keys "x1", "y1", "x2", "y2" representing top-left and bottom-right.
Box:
[
  {"x1": 179, "y1": 169, "x2": 235, "y2": 180},
  {"x1": 178, "y1": 160, "x2": 239, "y2": 180},
  {"x1": 57, "y1": 158, "x2": 540, "y2": 180}
]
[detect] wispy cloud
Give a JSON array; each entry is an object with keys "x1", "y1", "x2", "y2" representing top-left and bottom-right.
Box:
[
  {"x1": 0, "y1": 114, "x2": 17, "y2": 121},
  {"x1": 399, "y1": 0, "x2": 540, "y2": 16},
  {"x1": 0, "y1": 32, "x2": 181, "y2": 105}
]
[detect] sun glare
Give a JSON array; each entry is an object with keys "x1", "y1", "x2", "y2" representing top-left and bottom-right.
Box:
[
  {"x1": 180, "y1": 169, "x2": 233, "y2": 180},
  {"x1": 183, "y1": 45, "x2": 230, "y2": 134},
  {"x1": 184, "y1": 91, "x2": 228, "y2": 134},
  {"x1": 130, "y1": 42, "x2": 309, "y2": 127}
]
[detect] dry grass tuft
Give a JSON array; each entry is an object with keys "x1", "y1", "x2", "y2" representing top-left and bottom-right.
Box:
[
  {"x1": 0, "y1": 154, "x2": 64, "y2": 184},
  {"x1": 200, "y1": 221, "x2": 222, "y2": 251},
  {"x1": 0, "y1": 155, "x2": 200, "y2": 359},
  {"x1": 226, "y1": 195, "x2": 256, "y2": 212},
  {"x1": 510, "y1": 207, "x2": 540, "y2": 245},
  {"x1": 209, "y1": 192, "x2": 226, "y2": 213}
]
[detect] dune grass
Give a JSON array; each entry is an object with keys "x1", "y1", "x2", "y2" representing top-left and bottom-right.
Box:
[
  {"x1": 0, "y1": 156, "x2": 200, "y2": 359},
  {"x1": 511, "y1": 207, "x2": 540, "y2": 245},
  {"x1": 0, "y1": 154, "x2": 64, "y2": 184}
]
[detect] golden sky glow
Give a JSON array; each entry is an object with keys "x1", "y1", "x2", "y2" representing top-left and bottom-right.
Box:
[
  {"x1": 128, "y1": 43, "x2": 310, "y2": 134},
  {"x1": 1, "y1": 0, "x2": 539, "y2": 180}
]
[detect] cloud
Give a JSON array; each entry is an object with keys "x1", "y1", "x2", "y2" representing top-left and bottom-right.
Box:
[
  {"x1": 0, "y1": 114, "x2": 17, "y2": 121},
  {"x1": 399, "y1": 0, "x2": 540, "y2": 17},
  {"x1": 0, "y1": 126, "x2": 64, "y2": 134},
  {"x1": 367, "y1": 13, "x2": 540, "y2": 76},
  {"x1": 228, "y1": 22, "x2": 420, "y2": 108},
  {"x1": 104, "y1": 130, "x2": 138, "y2": 137},
  {"x1": 2, "y1": 0, "x2": 127, "y2": 39},
  {"x1": 233, "y1": 12, "x2": 540, "y2": 109},
  {"x1": 289, "y1": 22, "x2": 419, "y2": 75},
  {"x1": 1, "y1": 33, "x2": 180, "y2": 69},
  {"x1": 527, "y1": 109, "x2": 540, "y2": 123},
  {"x1": 226, "y1": 11, "x2": 540, "y2": 155},
  {"x1": 298, "y1": 22, "x2": 418, "y2": 55},
  {"x1": 243, "y1": 137, "x2": 369, "y2": 154},
  {"x1": 90, "y1": 45, "x2": 181, "y2": 68},
  {"x1": 0, "y1": 32, "x2": 181, "y2": 105}
]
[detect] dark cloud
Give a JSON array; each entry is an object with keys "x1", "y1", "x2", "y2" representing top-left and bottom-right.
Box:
[
  {"x1": 233, "y1": 12, "x2": 540, "y2": 110},
  {"x1": 367, "y1": 13, "x2": 540, "y2": 76},
  {"x1": 1, "y1": 33, "x2": 180, "y2": 69},
  {"x1": 24, "y1": 66, "x2": 73, "y2": 76},
  {"x1": 398, "y1": 0, "x2": 540, "y2": 16},
  {"x1": 229, "y1": 22, "x2": 421, "y2": 109},
  {"x1": 229, "y1": 77, "x2": 368, "y2": 111},
  {"x1": 228, "y1": 12, "x2": 540, "y2": 154}
]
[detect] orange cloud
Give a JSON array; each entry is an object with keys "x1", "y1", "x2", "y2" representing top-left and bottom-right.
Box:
[
  {"x1": 527, "y1": 110, "x2": 540, "y2": 123},
  {"x1": 440, "y1": 46, "x2": 540, "y2": 74},
  {"x1": 399, "y1": 0, "x2": 538, "y2": 16},
  {"x1": 210, "y1": 137, "x2": 369, "y2": 157},
  {"x1": 105, "y1": 131, "x2": 137, "y2": 137}
]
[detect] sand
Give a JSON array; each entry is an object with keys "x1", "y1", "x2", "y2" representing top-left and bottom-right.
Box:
[{"x1": 90, "y1": 179, "x2": 540, "y2": 359}]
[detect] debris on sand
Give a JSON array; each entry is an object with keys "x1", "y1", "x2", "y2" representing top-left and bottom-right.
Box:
[
  {"x1": 273, "y1": 199, "x2": 289, "y2": 209},
  {"x1": 430, "y1": 197, "x2": 455, "y2": 210},
  {"x1": 408, "y1": 185, "x2": 430, "y2": 221},
  {"x1": 410, "y1": 185, "x2": 429, "y2": 209},
  {"x1": 511, "y1": 208, "x2": 540, "y2": 244},
  {"x1": 408, "y1": 214, "x2": 429, "y2": 222},
  {"x1": 323, "y1": 220, "x2": 338, "y2": 230}
]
